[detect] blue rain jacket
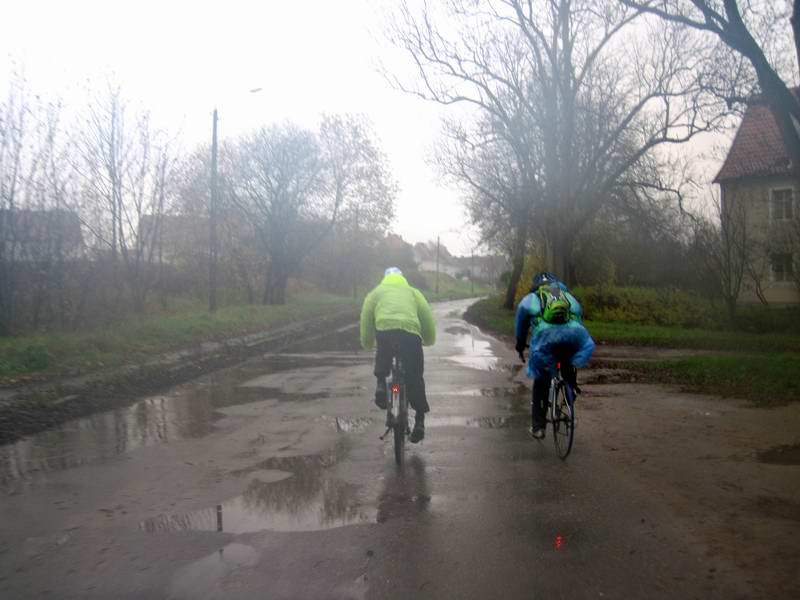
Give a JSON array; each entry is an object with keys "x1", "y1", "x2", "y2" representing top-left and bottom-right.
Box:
[{"x1": 515, "y1": 289, "x2": 595, "y2": 379}]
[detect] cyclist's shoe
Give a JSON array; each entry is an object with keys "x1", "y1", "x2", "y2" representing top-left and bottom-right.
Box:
[
  {"x1": 529, "y1": 425, "x2": 546, "y2": 440},
  {"x1": 410, "y1": 414, "x2": 425, "y2": 443},
  {"x1": 374, "y1": 379, "x2": 387, "y2": 410}
]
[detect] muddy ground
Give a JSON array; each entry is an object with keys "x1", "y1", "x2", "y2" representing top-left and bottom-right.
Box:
[{"x1": 0, "y1": 299, "x2": 798, "y2": 598}]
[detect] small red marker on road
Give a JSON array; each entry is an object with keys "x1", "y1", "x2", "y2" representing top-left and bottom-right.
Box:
[{"x1": 554, "y1": 534, "x2": 564, "y2": 551}]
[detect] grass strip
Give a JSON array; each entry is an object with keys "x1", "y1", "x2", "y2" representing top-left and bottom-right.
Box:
[
  {"x1": 465, "y1": 297, "x2": 800, "y2": 353},
  {"x1": 624, "y1": 354, "x2": 800, "y2": 406},
  {"x1": 0, "y1": 293, "x2": 358, "y2": 379}
]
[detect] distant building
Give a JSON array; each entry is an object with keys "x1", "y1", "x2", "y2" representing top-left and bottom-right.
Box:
[
  {"x1": 412, "y1": 240, "x2": 507, "y2": 283},
  {"x1": 0, "y1": 209, "x2": 83, "y2": 260},
  {"x1": 139, "y1": 214, "x2": 209, "y2": 265},
  {"x1": 714, "y1": 95, "x2": 800, "y2": 304}
]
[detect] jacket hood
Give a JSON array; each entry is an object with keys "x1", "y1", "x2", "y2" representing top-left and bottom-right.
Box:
[{"x1": 381, "y1": 273, "x2": 409, "y2": 286}]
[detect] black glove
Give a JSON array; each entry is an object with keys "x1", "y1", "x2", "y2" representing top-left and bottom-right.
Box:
[{"x1": 515, "y1": 340, "x2": 527, "y2": 363}]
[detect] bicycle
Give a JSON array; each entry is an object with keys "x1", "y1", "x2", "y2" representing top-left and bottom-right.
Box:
[
  {"x1": 548, "y1": 361, "x2": 577, "y2": 459},
  {"x1": 379, "y1": 354, "x2": 409, "y2": 465}
]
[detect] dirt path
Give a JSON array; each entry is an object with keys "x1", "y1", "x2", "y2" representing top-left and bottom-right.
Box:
[
  {"x1": 576, "y1": 379, "x2": 800, "y2": 598},
  {"x1": 463, "y1": 308, "x2": 800, "y2": 597}
]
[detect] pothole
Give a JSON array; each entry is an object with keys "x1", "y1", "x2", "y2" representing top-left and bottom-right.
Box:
[{"x1": 757, "y1": 443, "x2": 800, "y2": 465}]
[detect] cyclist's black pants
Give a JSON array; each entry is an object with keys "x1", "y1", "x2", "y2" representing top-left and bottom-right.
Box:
[
  {"x1": 374, "y1": 329, "x2": 429, "y2": 414},
  {"x1": 532, "y1": 364, "x2": 577, "y2": 429}
]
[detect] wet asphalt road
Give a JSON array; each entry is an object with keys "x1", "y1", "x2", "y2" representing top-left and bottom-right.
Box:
[{"x1": 0, "y1": 299, "x2": 742, "y2": 599}]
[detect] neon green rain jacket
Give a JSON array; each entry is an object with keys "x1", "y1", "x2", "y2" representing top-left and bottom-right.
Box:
[{"x1": 359, "y1": 273, "x2": 436, "y2": 350}]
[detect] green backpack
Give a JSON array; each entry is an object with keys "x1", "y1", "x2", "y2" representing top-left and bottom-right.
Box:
[{"x1": 537, "y1": 284, "x2": 571, "y2": 324}]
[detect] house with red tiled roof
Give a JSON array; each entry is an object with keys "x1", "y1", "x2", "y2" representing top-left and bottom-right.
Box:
[{"x1": 714, "y1": 97, "x2": 800, "y2": 304}]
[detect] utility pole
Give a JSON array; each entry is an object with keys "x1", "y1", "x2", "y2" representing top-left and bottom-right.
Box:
[
  {"x1": 209, "y1": 108, "x2": 219, "y2": 313},
  {"x1": 435, "y1": 235, "x2": 440, "y2": 294},
  {"x1": 352, "y1": 205, "x2": 359, "y2": 299}
]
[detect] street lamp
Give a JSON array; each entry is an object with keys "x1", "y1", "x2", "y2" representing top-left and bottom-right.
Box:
[
  {"x1": 209, "y1": 88, "x2": 262, "y2": 313},
  {"x1": 209, "y1": 108, "x2": 220, "y2": 313}
]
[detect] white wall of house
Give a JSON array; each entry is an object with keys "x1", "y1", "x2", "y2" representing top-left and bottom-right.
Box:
[{"x1": 722, "y1": 177, "x2": 800, "y2": 305}]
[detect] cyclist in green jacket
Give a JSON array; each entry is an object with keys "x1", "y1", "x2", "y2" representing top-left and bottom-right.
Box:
[{"x1": 360, "y1": 267, "x2": 436, "y2": 443}]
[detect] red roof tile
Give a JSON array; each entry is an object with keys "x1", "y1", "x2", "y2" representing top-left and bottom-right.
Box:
[{"x1": 714, "y1": 100, "x2": 794, "y2": 183}]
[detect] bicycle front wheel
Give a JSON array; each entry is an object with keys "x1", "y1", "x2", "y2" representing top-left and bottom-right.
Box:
[
  {"x1": 552, "y1": 382, "x2": 575, "y2": 459},
  {"x1": 393, "y1": 390, "x2": 407, "y2": 466}
]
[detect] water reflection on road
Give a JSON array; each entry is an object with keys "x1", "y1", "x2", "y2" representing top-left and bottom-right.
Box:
[
  {"x1": 445, "y1": 325, "x2": 500, "y2": 371},
  {"x1": 141, "y1": 440, "x2": 376, "y2": 533},
  {"x1": 0, "y1": 329, "x2": 368, "y2": 485}
]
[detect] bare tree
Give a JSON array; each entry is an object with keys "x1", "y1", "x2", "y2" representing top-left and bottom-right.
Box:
[
  {"x1": 389, "y1": 0, "x2": 730, "y2": 293},
  {"x1": 228, "y1": 123, "x2": 326, "y2": 305},
  {"x1": 0, "y1": 73, "x2": 30, "y2": 333},
  {"x1": 693, "y1": 190, "x2": 751, "y2": 321},
  {"x1": 319, "y1": 114, "x2": 397, "y2": 298},
  {"x1": 435, "y1": 114, "x2": 541, "y2": 307},
  {"x1": 228, "y1": 116, "x2": 397, "y2": 305},
  {"x1": 78, "y1": 83, "x2": 176, "y2": 312},
  {"x1": 621, "y1": 0, "x2": 800, "y2": 171}
]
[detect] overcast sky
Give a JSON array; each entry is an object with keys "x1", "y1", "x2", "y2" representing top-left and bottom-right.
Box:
[
  {"x1": 2, "y1": 0, "x2": 733, "y2": 254},
  {"x1": 0, "y1": 0, "x2": 483, "y2": 255}
]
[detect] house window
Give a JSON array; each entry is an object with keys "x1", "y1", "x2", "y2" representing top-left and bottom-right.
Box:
[
  {"x1": 771, "y1": 253, "x2": 794, "y2": 283},
  {"x1": 770, "y1": 188, "x2": 794, "y2": 221}
]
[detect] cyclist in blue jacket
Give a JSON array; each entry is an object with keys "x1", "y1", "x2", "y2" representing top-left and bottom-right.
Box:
[{"x1": 515, "y1": 272, "x2": 595, "y2": 438}]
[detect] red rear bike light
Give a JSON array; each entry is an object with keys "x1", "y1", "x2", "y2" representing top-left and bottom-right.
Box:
[
  {"x1": 391, "y1": 384, "x2": 400, "y2": 393},
  {"x1": 556, "y1": 362, "x2": 561, "y2": 370}
]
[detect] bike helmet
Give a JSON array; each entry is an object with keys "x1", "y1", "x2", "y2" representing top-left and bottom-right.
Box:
[
  {"x1": 532, "y1": 271, "x2": 559, "y2": 290},
  {"x1": 384, "y1": 267, "x2": 403, "y2": 277}
]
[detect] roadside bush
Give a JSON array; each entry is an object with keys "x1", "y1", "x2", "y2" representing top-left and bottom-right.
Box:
[
  {"x1": 572, "y1": 285, "x2": 721, "y2": 329},
  {"x1": 19, "y1": 344, "x2": 51, "y2": 371},
  {"x1": 513, "y1": 256, "x2": 547, "y2": 306},
  {"x1": 733, "y1": 305, "x2": 800, "y2": 335}
]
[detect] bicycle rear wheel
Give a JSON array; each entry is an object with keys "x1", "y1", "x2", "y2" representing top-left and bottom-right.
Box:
[
  {"x1": 393, "y1": 388, "x2": 407, "y2": 466},
  {"x1": 552, "y1": 382, "x2": 575, "y2": 459}
]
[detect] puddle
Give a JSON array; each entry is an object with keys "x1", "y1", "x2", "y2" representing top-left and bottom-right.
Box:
[
  {"x1": 448, "y1": 329, "x2": 499, "y2": 371},
  {"x1": 445, "y1": 325, "x2": 471, "y2": 335},
  {"x1": 377, "y1": 455, "x2": 436, "y2": 522},
  {"x1": 331, "y1": 416, "x2": 377, "y2": 433},
  {"x1": 425, "y1": 414, "x2": 527, "y2": 429},
  {"x1": 143, "y1": 441, "x2": 375, "y2": 533},
  {"x1": 0, "y1": 351, "x2": 352, "y2": 484},
  {"x1": 436, "y1": 384, "x2": 529, "y2": 399},
  {"x1": 169, "y1": 543, "x2": 260, "y2": 599},
  {"x1": 756, "y1": 444, "x2": 800, "y2": 465},
  {"x1": 0, "y1": 394, "x2": 225, "y2": 484},
  {"x1": 141, "y1": 477, "x2": 373, "y2": 533}
]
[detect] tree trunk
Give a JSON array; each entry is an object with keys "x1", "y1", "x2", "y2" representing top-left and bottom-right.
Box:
[
  {"x1": 549, "y1": 229, "x2": 573, "y2": 287},
  {"x1": 503, "y1": 223, "x2": 528, "y2": 309},
  {"x1": 725, "y1": 294, "x2": 738, "y2": 325},
  {"x1": 262, "y1": 262, "x2": 274, "y2": 305},
  {"x1": 792, "y1": 1, "x2": 800, "y2": 84}
]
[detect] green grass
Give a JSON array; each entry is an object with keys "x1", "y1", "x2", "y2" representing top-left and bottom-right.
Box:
[
  {"x1": 586, "y1": 320, "x2": 800, "y2": 353},
  {"x1": 465, "y1": 296, "x2": 800, "y2": 353},
  {"x1": 0, "y1": 293, "x2": 358, "y2": 379},
  {"x1": 628, "y1": 354, "x2": 800, "y2": 406}
]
